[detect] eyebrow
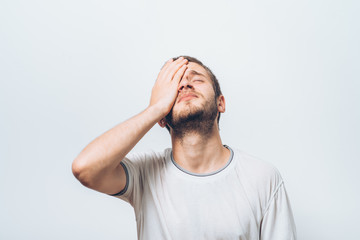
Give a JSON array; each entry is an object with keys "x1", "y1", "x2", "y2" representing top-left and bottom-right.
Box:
[{"x1": 187, "y1": 70, "x2": 207, "y2": 78}]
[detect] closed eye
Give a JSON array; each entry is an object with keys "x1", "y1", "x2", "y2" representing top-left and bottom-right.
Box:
[{"x1": 193, "y1": 79, "x2": 204, "y2": 83}]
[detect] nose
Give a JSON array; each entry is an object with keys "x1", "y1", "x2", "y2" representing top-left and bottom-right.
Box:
[{"x1": 178, "y1": 77, "x2": 193, "y2": 91}]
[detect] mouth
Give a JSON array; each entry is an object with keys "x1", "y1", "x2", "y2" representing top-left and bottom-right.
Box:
[{"x1": 177, "y1": 93, "x2": 198, "y2": 103}]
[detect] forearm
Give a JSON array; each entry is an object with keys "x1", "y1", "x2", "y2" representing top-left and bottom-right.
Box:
[
  {"x1": 72, "y1": 105, "x2": 162, "y2": 184},
  {"x1": 72, "y1": 57, "x2": 187, "y2": 190}
]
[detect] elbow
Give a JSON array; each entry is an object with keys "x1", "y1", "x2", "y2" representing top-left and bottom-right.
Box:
[{"x1": 72, "y1": 158, "x2": 94, "y2": 188}]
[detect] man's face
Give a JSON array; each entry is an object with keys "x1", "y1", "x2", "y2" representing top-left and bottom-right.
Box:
[{"x1": 165, "y1": 62, "x2": 219, "y2": 135}]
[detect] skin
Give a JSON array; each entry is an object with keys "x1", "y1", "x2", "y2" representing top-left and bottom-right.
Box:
[
  {"x1": 72, "y1": 57, "x2": 229, "y2": 195},
  {"x1": 164, "y1": 62, "x2": 230, "y2": 174}
]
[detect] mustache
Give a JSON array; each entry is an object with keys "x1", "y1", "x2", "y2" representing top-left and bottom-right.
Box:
[{"x1": 176, "y1": 91, "x2": 202, "y2": 102}]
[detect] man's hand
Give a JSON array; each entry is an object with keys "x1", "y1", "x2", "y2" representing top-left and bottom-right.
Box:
[
  {"x1": 72, "y1": 57, "x2": 188, "y2": 195},
  {"x1": 150, "y1": 57, "x2": 188, "y2": 120}
]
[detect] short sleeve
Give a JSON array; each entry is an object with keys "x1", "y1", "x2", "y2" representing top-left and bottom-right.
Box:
[
  {"x1": 259, "y1": 182, "x2": 297, "y2": 240},
  {"x1": 111, "y1": 152, "x2": 147, "y2": 210}
]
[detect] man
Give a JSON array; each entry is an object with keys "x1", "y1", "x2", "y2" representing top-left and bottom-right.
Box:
[{"x1": 72, "y1": 56, "x2": 297, "y2": 239}]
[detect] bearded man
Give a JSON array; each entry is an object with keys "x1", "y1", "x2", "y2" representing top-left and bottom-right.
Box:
[{"x1": 72, "y1": 56, "x2": 297, "y2": 239}]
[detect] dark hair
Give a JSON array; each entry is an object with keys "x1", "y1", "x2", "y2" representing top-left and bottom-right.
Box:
[{"x1": 165, "y1": 56, "x2": 223, "y2": 131}]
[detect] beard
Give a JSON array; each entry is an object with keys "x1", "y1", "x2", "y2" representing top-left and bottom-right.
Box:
[{"x1": 165, "y1": 96, "x2": 218, "y2": 138}]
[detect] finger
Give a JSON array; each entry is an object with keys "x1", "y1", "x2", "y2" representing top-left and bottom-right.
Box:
[
  {"x1": 158, "y1": 57, "x2": 186, "y2": 82},
  {"x1": 162, "y1": 56, "x2": 184, "y2": 72},
  {"x1": 161, "y1": 57, "x2": 180, "y2": 75},
  {"x1": 157, "y1": 58, "x2": 174, "y2": 80},
  {"x1": 163, "y1": 58, "x2": 188, "y2": 81},
  {"x1": 160, "y1": 58, "x2": 173, "y2": 70},
  {"x1": 172, "y1": 64, "x2": 188, "y2": 85}
]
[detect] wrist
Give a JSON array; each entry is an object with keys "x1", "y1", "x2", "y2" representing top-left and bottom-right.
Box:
[{"x1": 146, "y1": 104, "x2": 168, "y2": 122}]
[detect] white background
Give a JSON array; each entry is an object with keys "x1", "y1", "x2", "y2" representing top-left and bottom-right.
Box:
[{"x1": 1, "y1": 0, "x2": 359, "y2": 239}]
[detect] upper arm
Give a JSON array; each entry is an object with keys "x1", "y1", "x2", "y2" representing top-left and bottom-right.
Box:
[
  {"x1": 100, "y1": 161, "x2": 128, "y2": 196},
  {"x1": 72, "y1": 157, "x2": 128, "y2": 196}
]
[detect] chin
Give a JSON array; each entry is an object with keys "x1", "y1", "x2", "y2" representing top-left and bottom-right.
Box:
[
  {"x1": 173, "y1": 102, "x2": 202, "y2": 119},
  {"x1": 165, "y1": 96, "x2": 218, "y2": 133}
]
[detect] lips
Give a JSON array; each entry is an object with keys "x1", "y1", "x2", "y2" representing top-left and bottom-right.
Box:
[{"x1": 177, "y1": 93, "x2": 198, "y2": 103}]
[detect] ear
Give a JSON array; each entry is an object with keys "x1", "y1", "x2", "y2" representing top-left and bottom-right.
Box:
[
  {"x1": 217, "y1": 95, "x2": 226, "y2": 113},
  {"x1": 158, "y1": 118, "x2": 167, "y2": 128}
]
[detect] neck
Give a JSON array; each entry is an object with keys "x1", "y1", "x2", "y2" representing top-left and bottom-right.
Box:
[{"x1": 170, "y1": 124, "x2": 230, "y2": 174}]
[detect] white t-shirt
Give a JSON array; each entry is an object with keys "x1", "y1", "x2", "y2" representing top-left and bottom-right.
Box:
[{"x1": 113, "y1": 146, "x2": 296, "y2": 240}]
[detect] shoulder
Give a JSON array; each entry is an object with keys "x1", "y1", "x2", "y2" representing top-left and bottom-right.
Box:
[
  {"x1": 123, "y1": 148, "x2": 170, "y2": 171},
  {"x1": 231, "y1": 148, "x2": 286, "y2": 216},
  {"x1": 232, "y1": 148, "x2": 283, "y2": 194},
  {"x1": 235, "y1": 149, "x2": 282, "y2": 177}
]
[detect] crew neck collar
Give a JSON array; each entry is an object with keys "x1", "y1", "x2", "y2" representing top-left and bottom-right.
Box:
[{"x1": 170, "y1": 145, "x2": 234, "y2": 177}]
